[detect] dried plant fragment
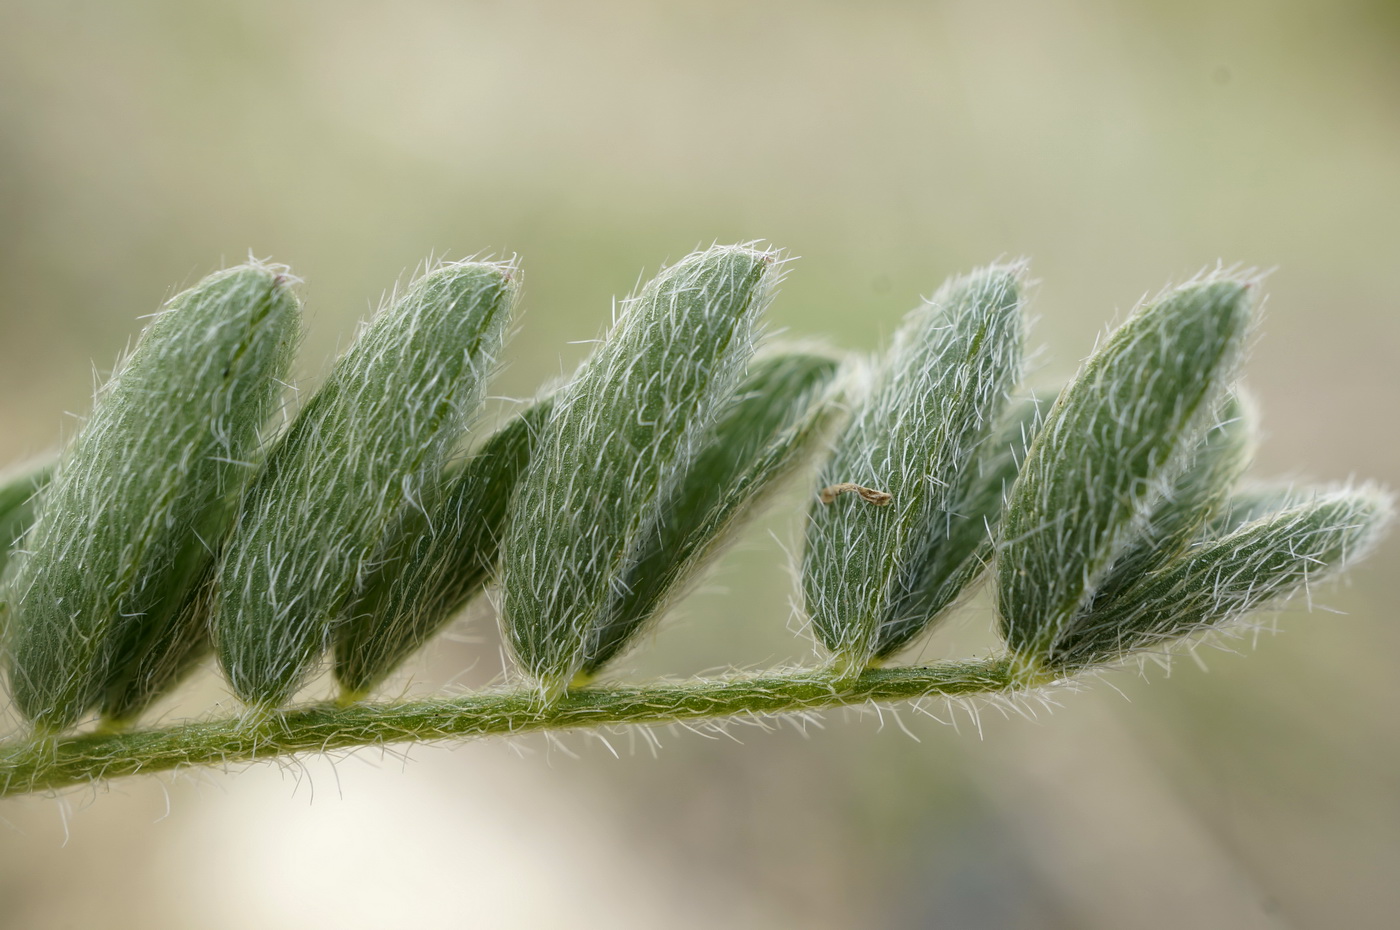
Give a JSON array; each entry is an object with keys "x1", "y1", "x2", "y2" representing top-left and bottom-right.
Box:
[{"x1": 819, "y1": 483, "x2": 892, "y2": 506}]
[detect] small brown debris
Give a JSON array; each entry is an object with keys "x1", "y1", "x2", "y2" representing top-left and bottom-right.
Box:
[{"x1": 818, "y1": 482, "x2": 893, "y2": 506}]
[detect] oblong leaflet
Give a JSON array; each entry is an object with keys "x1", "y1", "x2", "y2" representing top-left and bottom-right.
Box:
[
  {"x1": 214, "y1": 260, "x2": 515, "y2": 710},
  {"x1": 502, "y1": 245, "x2": 774, "y2": 699},
  {"x1": 804, "y1": 266, "x2": 1024, "y2": 672},
  {"x1": 996, "y1": 276, "x2": 1253, "y2": 667},
  {"x1": 580, "y1": 350, "x2": 842, "y2": 677},
  {"x1": 1051, "y1": 486, "x2": 1393, "y2": 668},
  {"x1": 334, "y1": 401, "x2": 550, "y2": 700},
  {"x1": 6, "y1": 265, "x2": 300, "y2": 732}
]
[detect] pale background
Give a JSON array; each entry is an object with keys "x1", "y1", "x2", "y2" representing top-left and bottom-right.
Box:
[{"x1": 1, "y1": 1, "x2": 1398, "y2": 928}]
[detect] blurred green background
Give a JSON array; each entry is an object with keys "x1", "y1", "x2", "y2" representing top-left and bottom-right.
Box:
[{"x1": 1, "y1": 1, "x2": 1397, "y2": 927}]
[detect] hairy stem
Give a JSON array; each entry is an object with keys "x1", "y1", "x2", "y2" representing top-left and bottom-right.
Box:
[{"x1": 0, "y1": 659, "x2": 1017, "y2": 797}]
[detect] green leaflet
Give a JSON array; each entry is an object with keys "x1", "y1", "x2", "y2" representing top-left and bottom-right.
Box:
[
  {"x1": 803, "y1": 266, "x2": 1024, "y2": 673},
  {"x1": 502, "y1": 245, "x2": 774, "y2": 700},
  {"x1": 0, "y1": 463, "x2": 52, "y2": 583},
  {"x1": 334, "y1": 401, "x2": 550, "y2": 701},
  {"x1": 1025, "y1": 392, "x2": 1254, "y2": 669},
  {"x1": 873, "y1": 393, "x2": 1044, "y2": 660},
  {"x1": 5, "y1": 265, "x2": 300, "y2": 732},
  {"x1": 102, "y1": 568, "x2": 218, "y2": 724},
  {"x1": 1212, "y1": 485, "x2": 1306, "y2": 535},
  {"x1": 214, "y1": 261, "x2": 516, "y2": 710},
  {"x1": 0, "y1": 464, "x2": 55, "y2": 650},
  {"x1": 996, "y1": 276, "x2": 1254, "y2": 668},
  {"x1": 1050, "y1": 487, "x2": 1394, "y2": 669},
  {"x1": 579, "y1": 350, "x2": 843, "y2": 678},
  {"x1": 1079, "y1": 391, "x2": 1255, "y2": 612}
]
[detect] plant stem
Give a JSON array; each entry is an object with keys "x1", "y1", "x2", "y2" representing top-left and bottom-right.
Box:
[{"x1": 0, "y1": 658, "x2": 1018, "y2": 798}]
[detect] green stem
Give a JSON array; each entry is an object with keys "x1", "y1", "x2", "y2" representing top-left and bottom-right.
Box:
[{"x1": 0, "y1": 658, "x2": 1018, "y2": 798}]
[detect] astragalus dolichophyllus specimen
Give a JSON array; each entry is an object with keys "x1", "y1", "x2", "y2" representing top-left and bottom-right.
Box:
[{"x1": 0, "y1": 249, "x2": 1389, "y2": 798}]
